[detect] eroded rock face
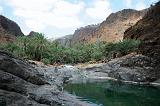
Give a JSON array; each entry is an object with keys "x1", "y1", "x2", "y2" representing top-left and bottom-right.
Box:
[
  {"x1": 0, "y1": 51, "x2": 92, "y2": 106},
  {"x1": 0, "y1": 15, "x2": 23, "y2": 36},
  {"x1": 124, "y1": 2, "x2": 160, "y2": 59},
  {"x1": 55, "y1": 34, "x2": 73, "y2": 47},
  {"x1": 72, "y1": 25, "x2": 99, "y2": 44},
  {"x1": 0, "y1": 15, "x2": 23, "y2": 43},
  {"x1": 28, "y1": 31, "x2": 39, "y2": 37},
  {"x1": 34, "y1": 54, "x2": 160, "y2": 85},
  {"x1": 91, "y1": 9, "x2": 146, "y2": 43},
  {"x1": 107, "y1": 54, "x2": 159, "y2": 82},
  {"x1": 0, "y1": 51, "x2": 48, "y2": 85},
  {"x1": 0, "y1": 50, "x2": 159, "y2": 106},
  {"x1": 74, "y1": 54, "x2": 160, "y2": 84},
  {"x1": 58, "y1": 9, "x2": 146, "y2": 46},
  {"x1": 0, "y1": 89, "x2": 48, "y2": 106}
]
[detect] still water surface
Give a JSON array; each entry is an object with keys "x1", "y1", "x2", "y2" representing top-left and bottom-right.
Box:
[{"x1": 64, "y1": 81, "x2": 160, "y2": 106}]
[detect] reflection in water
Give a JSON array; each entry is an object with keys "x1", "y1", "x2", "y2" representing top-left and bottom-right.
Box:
[{"x1": 64, "y1": 81, "x2": 160, "y2": 106}]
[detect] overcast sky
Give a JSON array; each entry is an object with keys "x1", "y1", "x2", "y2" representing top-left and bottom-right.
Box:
[{"x1": 0, "y1": 0, "x2": 158, "y2": 39}]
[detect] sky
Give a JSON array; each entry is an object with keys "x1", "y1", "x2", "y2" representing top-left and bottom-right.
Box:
[{"x1": 0, "y1": 0, "x2": 158, "y2": 39}]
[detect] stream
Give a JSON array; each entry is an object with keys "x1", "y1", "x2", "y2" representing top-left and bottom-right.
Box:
[{"x1": 64, "y1": 80, "x2": 160, "y2": 106}]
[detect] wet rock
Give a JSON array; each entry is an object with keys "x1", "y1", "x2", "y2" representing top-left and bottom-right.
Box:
[
  {"x1": 0, "y1": 89, "x2": 47, "y2": 106},
  {"x1": 0, "y1": 50, "x2": 159, "y2": 106},
  {"x1": 34, "y1": 65, "x2": 85, "y2": 86},
  {"x1": 33, "y1": 54, "x2": 159, "y2": 84},
  {"x1": 0, "y1": 50, "x2": 48, "y2": 85},
  {"x1": 81, "y1": 54, "x2": 160, "y2": 83},
  {"x1": 0, "y1": 50, "x2": 93, "y2": 106},
  {"x1": 0, "y1": 70, "x2": 34, "y2": 95},
  {"x1": 28, "y1": 85, "x2": 61, "y2": 106}
]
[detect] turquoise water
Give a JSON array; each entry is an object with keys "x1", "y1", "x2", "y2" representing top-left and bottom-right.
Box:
[{"x1": 64, "y1": 81, "x2": 160, "y2": 106}]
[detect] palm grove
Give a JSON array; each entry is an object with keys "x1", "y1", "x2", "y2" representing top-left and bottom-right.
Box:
[{"x1": 0, "y1": 33, "x2": 140, "y2": 65}]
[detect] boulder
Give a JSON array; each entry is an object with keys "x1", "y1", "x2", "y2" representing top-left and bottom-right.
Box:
[
  {"x1": 0, "y1": 51, "x2": 48, "y2": 85},
  {"x1": 0, "y1": 50, "x2": 91, "y2": 106},
  {"x1": 81, "y1": 54, "x2": 160, "y2": 83}
]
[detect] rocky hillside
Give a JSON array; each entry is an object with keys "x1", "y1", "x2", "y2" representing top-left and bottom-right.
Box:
[
  {"x1": 72, "y1": 24, "x2": 99, "y2": 44},
  {"x1": 55, "y1": 24, "x2": 99, "y2": 46},
  {"x1": 0, "y1": 15, "x2": 23, "y2": 43},
  {"x1": 124, "y1": 1, "x2": 160, "y2": 58},
  {"x1": 55, "y1": 34, "x2": 73, "y2": 47},
  {"x1": 27, "y1": 31, "x2": 41, "y2": 37},
  {"x1": 57, "y1": 9, "x2": 146, "y2": 46},
  {"x1": 91, "y1": 9, "x2": 146, "y2": 43}
]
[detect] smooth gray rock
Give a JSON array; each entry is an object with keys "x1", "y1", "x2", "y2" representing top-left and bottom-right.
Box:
[
  {"x1": 0, "y1": 89, "x2": 47, "y2": 106},
  {"x1": 0, "y1": 51, "x2": 92, "y2": 106},
  {"x1": 0, "y1": 69, "x2": 35, "y2": 95},
  {"x1": 81, "y1": 54, "x2": 160, "y2": 83},
  {"x1": 34, "y1": 54, "x2": 160, "y2": 84},
  {"x1": 0, "y1": 51, "x2": 48, "y2": 85}
]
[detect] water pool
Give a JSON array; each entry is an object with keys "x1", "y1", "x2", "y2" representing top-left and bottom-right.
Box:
[{"x1": 64, "y1": 81, "x2": 160, "y2": 106}]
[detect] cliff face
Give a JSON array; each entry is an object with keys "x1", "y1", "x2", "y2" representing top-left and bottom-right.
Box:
[
  {"x1": 69, "y1": 9, "x2": 146, "y2": 45},
  {"x1": 72, "y1": 25, "x2": 99, "y2": 44},
  {"x1": 55, "y1": 34, "x2": 73, "y2": 47},
  {"x1": 0, "y1": 15, "x2": 23, "y2": 43},
  {"x1": 124, "y1": 1, "x2": 160, "y2": 58},
  {"x1": 27, "y1": 31, "x2": 40, "y2": 37},
  {"x1": 93, "y1": 9, "x2": 146, "y2": 43}
]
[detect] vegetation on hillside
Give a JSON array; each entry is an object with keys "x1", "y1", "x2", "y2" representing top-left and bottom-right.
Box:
[{"x1": 0, "y1": 33, "x2": 140, "y2": 65}]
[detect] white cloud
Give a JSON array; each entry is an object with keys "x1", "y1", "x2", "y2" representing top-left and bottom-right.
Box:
[
  {"x1": 124, "y1": 0, "x2": 132, "y2": 8},
  {"x1": 0, "y1": 6, "x2": 3, "y2": 14},
  {"x1": 150, "y1": 0, "x2": 159, "y2": 4},
  {"x1": 135, "y1": 1, "x2": 146, "y2": 10},
  {"x1": 0, "y1": 0, "x2": 3, "y2": 13},
  {"x1": 53, "y1": 1, "x2": 84, "y2": 17},
  {"x1": 5, "y1": 0, "x2": 85, "y2": 32},
  {"x1": 86, "y1": 0, "x2": 112, "y2": 20},
  {"x1": 25, "y1": 20, "x2": 46, "y2": 32},
  {"x1": 123, "y1": 0, "x2": 146, "y2": 10}
]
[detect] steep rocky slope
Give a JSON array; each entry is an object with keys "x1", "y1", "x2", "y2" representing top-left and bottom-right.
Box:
[
  {"x1": 55, "y1": 24, "x2": 98, "y2": 46},
  {"x1": 28, "y1": 31, "x2": 39, "y2": 37},
  {"x1": 124, "y1": 1, "x2": 160, "y2": 58},
  {"x1": 0, "y1": 15, "x2": 23, "y2": 43},
  {"x1": 59, "y1": 9, "x2": 146, "y2": 46},
  {"x1": 91, "y1": 9, "x2": 146, "y2": 43},
  {"x1": 72, "y1": 24, "x2": 99, "y2": 44},
  {"x1": 55, "y1": 34, "x2": 73, "y2": 47}
]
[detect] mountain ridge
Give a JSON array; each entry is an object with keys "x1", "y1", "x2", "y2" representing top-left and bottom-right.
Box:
[
  {"x1": 56, "y1": 9, "x2": 147, "y2": 46},
  {"x1": 124, "y1": 1, "x2": 160, "y2": 58},
  {"x1": 0, "y1": 15, "x2": 23, "y2": 43}
]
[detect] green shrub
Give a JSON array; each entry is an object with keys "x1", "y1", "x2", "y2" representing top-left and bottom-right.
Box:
[
  {"x1": 42, "y1": 58, "x2": 51, "y2": 65},
  {"x1": 0, "y1": 33, "x2": 140, "y2": 64},
  {"x1": 104, "y1": 39, "x2": 140, "y2": 59}
]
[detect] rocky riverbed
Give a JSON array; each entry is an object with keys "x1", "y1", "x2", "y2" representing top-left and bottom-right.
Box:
[
  {"x1": 33, "y1": 53, "x2": 160, "y2": 86},
  {"x1": 0, "y1": 51, "x2": 160, "y2": 106}
]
